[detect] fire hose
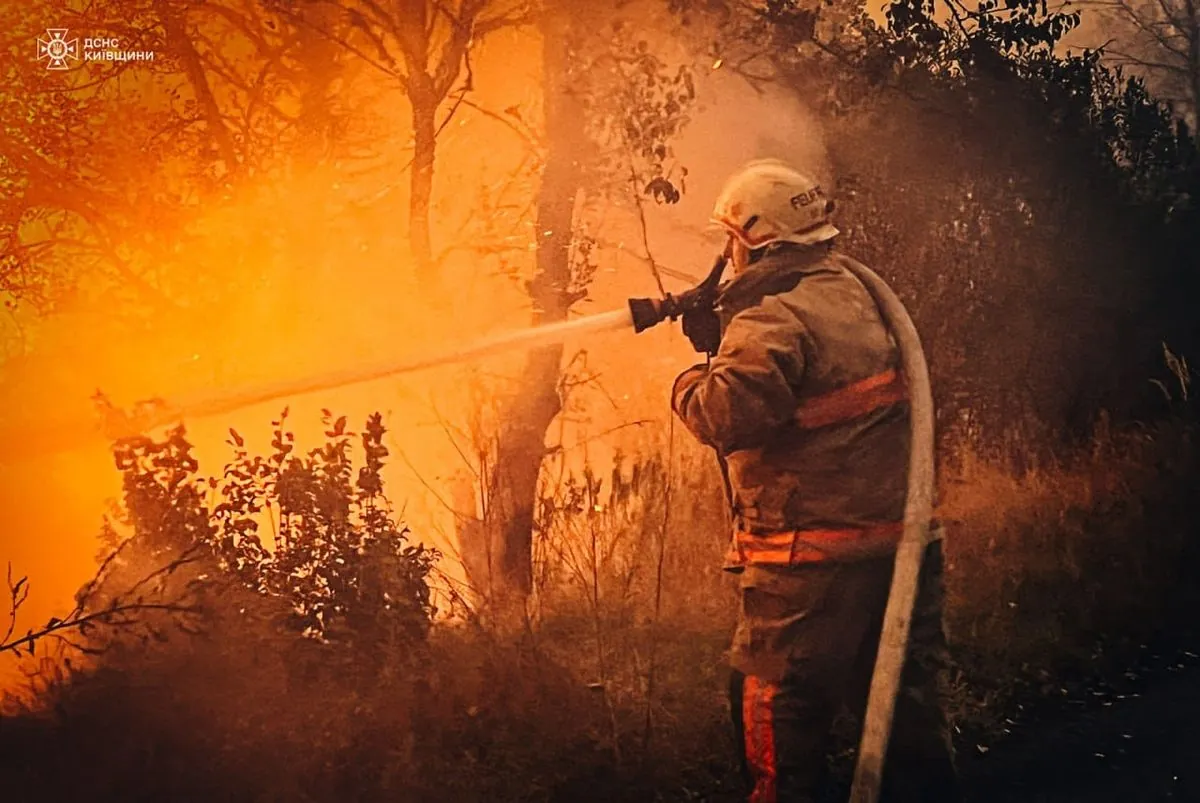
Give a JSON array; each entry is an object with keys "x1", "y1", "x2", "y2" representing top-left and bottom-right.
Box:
[
  {"x1": 628, "y1": 255, "x2": 936, "y2": 803},
  {"x1": 840, "y1": 259, "x2": 936, "y2": 803}
]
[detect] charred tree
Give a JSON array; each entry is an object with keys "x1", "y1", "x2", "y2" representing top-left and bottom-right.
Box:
[
  {"x1": 458, "y1": 4, "x2": 697, "y2": 609},
  {"x1": 475, "y1": 1, "x2": 585, "y2": 607}
]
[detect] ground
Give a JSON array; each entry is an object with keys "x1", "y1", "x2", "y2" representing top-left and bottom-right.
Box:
[{"x1": 959, "y1": 646, "x2": 1200, "y2": 803}]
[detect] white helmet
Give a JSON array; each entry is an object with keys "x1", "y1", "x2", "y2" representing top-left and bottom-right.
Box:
[{"x1": 710, "y1": 159, "x2": 839, "y2": 249}]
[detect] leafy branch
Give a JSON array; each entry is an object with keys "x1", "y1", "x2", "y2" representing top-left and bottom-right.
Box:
[{"x1": 2, "y1": 541, "x2": 206, "y2": 660}]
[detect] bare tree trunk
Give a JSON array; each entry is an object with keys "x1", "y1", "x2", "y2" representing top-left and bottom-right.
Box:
[
  {"x1": 409, "y1": 81, "x2": 439, "y2": 288},
  {"x1": 154, "y1": 0, "x2": 239, "y2": 173},
  {"x1": 472, "y1": 1, "x2": 584, "y2": 610},
  {"x1": 272, "y1": 1, "x2": 494, "y2": 289}
]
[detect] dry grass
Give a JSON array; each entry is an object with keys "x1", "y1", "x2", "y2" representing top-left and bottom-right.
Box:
[
  {"x1": 1, "y1": 414, "x2": 1197, "y2": 802},
  {"x1": 937, "y1": 414, "x2": 1199, "y2": 736}
]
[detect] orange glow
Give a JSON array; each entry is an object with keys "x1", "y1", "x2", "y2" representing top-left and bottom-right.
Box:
[{"x1": 1, "y1": 13, "x2": 834, "y2": 690}]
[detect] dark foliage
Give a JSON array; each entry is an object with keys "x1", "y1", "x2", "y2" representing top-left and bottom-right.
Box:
[
  {"x1": 857, "y1": 0, "x2": 1199, "y2": 447},
  {"x1": 65, "y1": 408, "x2": 440, "y2": 665},
  {"x1": 664, "y1": 0, "x2": 1198, "y2": 458},
  {"x1": 208, "y1": 409, "x2": 439, "y2": 645}
]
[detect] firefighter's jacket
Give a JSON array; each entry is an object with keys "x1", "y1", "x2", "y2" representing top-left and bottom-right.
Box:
[{"x1": 671, "y1": 243, "x2": 911, "y2": 569}]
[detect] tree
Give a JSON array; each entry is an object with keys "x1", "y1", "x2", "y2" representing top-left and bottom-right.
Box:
[
  {"x1": 664, "y1": 0, "x2": 1199, "y2": 451},
  {"x1": 207, "y1": 410, "x2": 439, "y2": 652},
  {"x1": 451, "y1": 1, "x2": 696, "y2": 610},
  {"x1": 0, "y1": 1, "x2": 187, "y2": 320},
  {"x1": 0, "y1": 0, "x2": 374, "y2": 337},
  {"x1": 266, "y1": 0, "x2": 532, "y2": 289},
  {"x1": 462, "y1": 0, "x2": 584, "y2": 609},
  {"x1": 1082, "y1": 0, "x2": 1200, "y2": 132}
]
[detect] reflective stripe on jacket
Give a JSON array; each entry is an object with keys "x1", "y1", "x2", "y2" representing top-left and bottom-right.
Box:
[{"x1": 671, "y1": 243, "x2": 911, "y2": 568}]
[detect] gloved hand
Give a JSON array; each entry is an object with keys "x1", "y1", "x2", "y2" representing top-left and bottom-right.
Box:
[{"x1": 682, "y1": 305, "x2": 721, "y2": 356}]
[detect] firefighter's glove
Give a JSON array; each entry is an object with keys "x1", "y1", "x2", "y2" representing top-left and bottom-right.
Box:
[{"x1": 682, "y1": 306, "x2": 721, "y2": 356}]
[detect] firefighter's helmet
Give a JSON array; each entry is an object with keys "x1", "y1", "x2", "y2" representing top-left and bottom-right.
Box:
[{"x1": 710, "y1": 159, "x2": 839, "y2": 250}]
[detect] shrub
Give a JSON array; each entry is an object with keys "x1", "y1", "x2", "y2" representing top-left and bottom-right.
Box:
[{"x1": 207, "y1": 409, "x2": 439, "y2": 649}]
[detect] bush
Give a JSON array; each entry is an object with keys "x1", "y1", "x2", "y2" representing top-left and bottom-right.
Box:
[{"x1": 207, "y1": 409, "x2": 439, "y2": 650}]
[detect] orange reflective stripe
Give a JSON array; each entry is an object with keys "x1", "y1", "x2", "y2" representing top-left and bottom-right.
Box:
[
  {"x1": 742, "y1": 675, "x2": 779, "y2": 803},
  {"x1": 726, "y1": 522, "x2": 905, "y2": 567},
  {"x1": 794, "y1": 368, "x2": 908, "y2": 430},
  {"x1": 713, "y1": 215, "x2": 779, "y2": 248}
]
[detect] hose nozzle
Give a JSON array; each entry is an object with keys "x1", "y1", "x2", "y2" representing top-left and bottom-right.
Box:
[{"x1": 627, "y1": 251, "x2": 729, "y2": 334}]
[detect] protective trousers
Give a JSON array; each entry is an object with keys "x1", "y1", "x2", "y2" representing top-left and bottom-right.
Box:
[{"x1": 728, "y1": 541, "x2": 960, "y2": 803}]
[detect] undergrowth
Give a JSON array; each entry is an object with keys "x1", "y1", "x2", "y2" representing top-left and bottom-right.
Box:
[{"x1": 1, "y1": 405, "x2": 1198, "y2": 802}]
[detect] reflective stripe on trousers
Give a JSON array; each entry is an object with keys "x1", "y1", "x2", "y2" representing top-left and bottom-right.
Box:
[
  {"x1": 727, "y1": 543, "x2": 963, "y2": 803},
  {"x1": 732, "y1": 672, "x2": 781, "y2": 803}
]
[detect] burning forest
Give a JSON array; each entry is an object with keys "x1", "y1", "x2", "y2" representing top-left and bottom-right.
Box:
[{"x1": 2, "y1": 0, "x2": 1199, "y2": 801}]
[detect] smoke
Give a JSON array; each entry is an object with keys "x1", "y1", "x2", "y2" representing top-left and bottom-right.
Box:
[
  {"x1": 0, "y1": 15, "x2": 833, "y2": 679},
  {"x1": 637, "y1": 68, "x2": 833, "y2": 276},
  {"x1": 688, "y1": 69, "x2": 833, "y2": 190}
]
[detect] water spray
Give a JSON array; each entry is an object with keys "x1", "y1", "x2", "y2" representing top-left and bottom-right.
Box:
[
  {"x1": 96, "y1": 308, "x2": 640, "y2": 440},
  {"x1": 77, "y1": 254, "x2": 728, "y2": 443}
]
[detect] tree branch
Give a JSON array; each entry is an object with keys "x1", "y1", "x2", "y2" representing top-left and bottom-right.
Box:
[
  {"x1": 474, "y1": 4, "x2": 537, "y2": 37},
  {"x1": 1106, "y1": 48, "x2": 1191, "y2": 72},
  {"x1": 278, "y1": 2, "x2": 407, "y2": 84},
  {"x1": 1097, "y1": 0, "x2": 1194, "y2": 58},
  {"x1": 627, "y1": 165, "x2": 666, "y2": 297},
  {"x1": 431, "y1": 0, "x2": 485, "y2": 97},
  {"x1": 1151, "y1": 0, "x2": 1193, "y2": 36},
  {"x1": 386, "y1": 434, "x2": 476, "y2": 521},
  {"x1": 203, "y1": 2, "x2": 280, "y2": 56},
  {"x1": 391, "y1": 0, "x2": 433, "y2": 80},
  {"x1": 154, "y1": 0, "x2": 241, "y2": 172},
  {"x1": 458, "y1": 97, "x2": 543, "y2": 150},
  {"x1": 2, "y1": 543, "x2": 206, "y2": 660}
]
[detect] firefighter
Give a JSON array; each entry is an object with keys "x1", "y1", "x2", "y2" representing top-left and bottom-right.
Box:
[{"x1": 671, "y1": 159, "x2": 962, "y2": 803}]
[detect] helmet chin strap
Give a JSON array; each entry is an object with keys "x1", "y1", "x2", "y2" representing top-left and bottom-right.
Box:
[{"x1": 728, "y1": 236, "x2": 751, "y2": 275}]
